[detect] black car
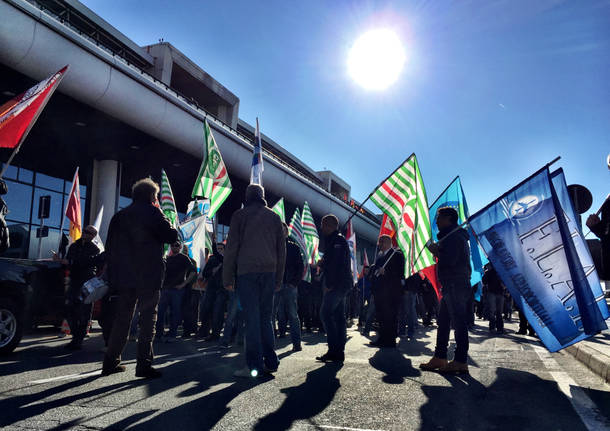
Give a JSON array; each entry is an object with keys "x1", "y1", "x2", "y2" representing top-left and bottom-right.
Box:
[{"x1": 0, "y1": 257, "x2": 67, "y2": 354}]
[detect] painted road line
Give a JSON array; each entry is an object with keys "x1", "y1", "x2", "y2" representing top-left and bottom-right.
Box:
[
  {"x1": 533, "y1": 345, "x2": 610, "y2": 430},
  {"x1": 319, "y1": 425, "x2": 385, "y2": 431}
]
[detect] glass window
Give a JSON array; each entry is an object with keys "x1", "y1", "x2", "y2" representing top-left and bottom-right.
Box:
[
  {"x1": 80, "y1": 184, "x2": 87, "y2": 199},
  {"x1": 32, "y1": 189, "x2": 64, "y2": 228},
  {"x1": 35, "y1": 172, "x2": 64, "y2": 192},
  {"x1": 2, "y1": 180, "x2": 32, "y2": 223},
  {"x1": 0, "y1": 164, "x2": 17, "y2": 180},
  {"x1": 28, "y1": 227, "x2": 62, "y2": 260},
  {"x1": 18, "y1": 168, "x2": 33, "y2": 184},
  {"x1": 119, "y1": 196, "x2": 132, "y2": 210}
]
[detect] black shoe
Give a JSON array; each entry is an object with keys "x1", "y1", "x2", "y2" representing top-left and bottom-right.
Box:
[
  {"x1": 516, "y1": 330, "x2": 527, "y2": 335},
  {"x1": 292, "y1": 344, "x2": 302, "y2": 352},
  {"x1": 101, "y1": 364, "x2": 126, "y2": 376},
  {"x1": 316, "y1": 351, "x2": 344, "y2": 363},
  {"x1": 64, "y1": 342, "x2": 82, "y2": 351},
  {"x1": 135, "y1": 366, "x2": 162, "y2": 379}
]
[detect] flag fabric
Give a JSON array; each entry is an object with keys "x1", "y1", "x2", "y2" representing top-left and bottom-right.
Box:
[
  {"x1": 301, "y1": 201, "x2": 320, "y2": 264},
  {"x1": 346, "y1": 220, "x2": 358, "y2": 284},
  {"x1": 379, "y1": 214, "x2": 398, "y2": 247},
  {"x1": 429, "y1": 176, "x2": 488, "y2": 290},
  {"x1": 0, "y1": 66, "x2": 68, "y2": 150},
  {"x1": 271, "y1": 198, "x2": 285, "y2": 223},
  {"x1": 370, "y1": 154, "x2": 435, "y2": 277},
  {"x1": 250, "y1": 117, "x2": 264, "y2": 185},
  {"x1": 288, "y1": 207, "x2": 311, "y2": 281},
  {"x1": 179, "y1": 215, "x2": 209, "y2": 270},
  {"x1": 161, "y1": 169, "x2": 179, "y2": 228},
  {"x1": 359, "y1": 249, "x2": 370, "y2": 278},
  {"x1": 191, "y1": 119, "x2": 232, "y2": 219},
  {"x1": 469, "y1": 167, "x2": 609, "y2": 352},
  {"x1": 65, "y1": 168, "x2": 81, "y2": 242}
]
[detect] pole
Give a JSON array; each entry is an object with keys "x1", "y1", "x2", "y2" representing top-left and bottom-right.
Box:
[
  {"x1": 37, "y1": 218, "x2": 45, "y2": 260},
  {"x1": 0, "y1": 66, "x2": 69, "y2": 179},
  {"x1": 342, "y1": 152, "x2": 415, "y2": 231}
]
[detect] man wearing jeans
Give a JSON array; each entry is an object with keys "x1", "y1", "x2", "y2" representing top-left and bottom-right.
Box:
[
  {"x1": 223, "y1": 184, "x2": 286, "y2": 377},
  {"x1": 277, "y1": 223, "x2": 305, "y2": 351},
  {"x1": 156, "y1": 241, "x2": 197, "y2": 342},
  {"x1": 483, "y1": 264, "x2": 505, "y2": 334},
  {"x1": 420, "y1": 207, "x2": 472, "y2": 375},
  {"x1": 316, "y1": 214, "x2": 352, "y2": 363}
]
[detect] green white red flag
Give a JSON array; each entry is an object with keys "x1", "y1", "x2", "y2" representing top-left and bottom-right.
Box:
[
  {"x1": 288, "y1": 207, "x2": 311, "y2": 281},
  {"x1": 301, "y1": 201, "x2": 320, "y2": 264},
  {"x1": 161, "y1": 169, "x2": 178, "y2": 228},
  {"x1": 370, "y1": 154, "x2": 435, "y2": 276},
  {"x1": 271, "y1": 197, "x2": 285, "y2": 223},
  {"x1": 191, "y1": 119, "x2": 232, "y2": 219}
]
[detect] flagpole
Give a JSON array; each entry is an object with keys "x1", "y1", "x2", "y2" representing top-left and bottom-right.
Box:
[
  {"x1": 0, "y1": 66, "x2": 69, "y2": 179},
  {"x1": 342, "y1": 152, "x2": 415, "y2": 231},
  {"x1": 412, "y1": 156, "x2": 562, "y2": 269},
  {"x1": 428, "y1": 175, "x2": 460, "y2": 210},
  {"x1": 58, "y1": 166, "x2": 79, "y2": 251}
]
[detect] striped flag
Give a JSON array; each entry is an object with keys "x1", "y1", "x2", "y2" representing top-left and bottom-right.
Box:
[
  {"x1": 301, "y1": 201, "x2": 320, "y2": 264},
  {"x1": 346, "y1": 220, "x2": 358, "y2": 284},
  {"x1": 271, "y1": 197, "x2": 285, "y2": 222},
  {"x1": 250, "y1": 117, "x2": 264, "y2": 185},
  {"x1": 65, "y1": 167, "x2": 81, "y2": 242},
  {"x1": 191, "y1": 119, "x2": 232, "y2": 219},
  {"x1": 370, "y1": 154, "x2": 434, "y2": 276},
  {"x1": 379, "y1": 214, "x2": 398, "y2": 248},
  {"x1": 288, "y1": 208, "x2": 311, "y2": 281},
  {"x1": 161, "y1": 169, "x2": 178, "y2": 228}
]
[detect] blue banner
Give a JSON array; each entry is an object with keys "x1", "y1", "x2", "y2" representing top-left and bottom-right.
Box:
[
  {"x1": 429, "y1": 177, "x2": 488, "y2": 290},
  {"x1": 469, "y1": 168, "x2": 609, "y2": 352}
]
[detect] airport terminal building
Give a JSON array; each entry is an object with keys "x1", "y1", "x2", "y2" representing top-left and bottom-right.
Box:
[{"x1": 0, "y1": 0, "x2": 381, "y2": 260}]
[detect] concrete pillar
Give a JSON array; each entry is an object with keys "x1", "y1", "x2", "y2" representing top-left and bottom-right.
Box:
[{"x1": 89, "y1": 160, "x2": 120, "y2": 243}]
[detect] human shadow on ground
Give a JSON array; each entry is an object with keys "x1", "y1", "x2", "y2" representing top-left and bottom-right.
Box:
[
  {"x1": 419, "y1": 367, "x2": 607, "y2": 431},
  {"x1": 368, "y1": 348, "x2": 421, "y2": 384},
  {"x1": 252, "y1": 362, "x2": 343, "y2": 431}
]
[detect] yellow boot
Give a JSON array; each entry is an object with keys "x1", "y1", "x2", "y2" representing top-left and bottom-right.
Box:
[{"x1": 419, "y1": 357, "x2": 448, "y2": 371}]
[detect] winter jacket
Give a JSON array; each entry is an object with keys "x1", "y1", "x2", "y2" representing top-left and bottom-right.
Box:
[
  {"x1": 284, "y1": 238, "x2": 304, "y2": 287},
  {"x1": 436, "y1": 224, "x2": 472, "y2": 285},
  {"x1": 320, "y1": 230, "x2": 353, "y2": 292},
  {"x1": 223, "y1": 198, "x2": 286, "y2": 286}
]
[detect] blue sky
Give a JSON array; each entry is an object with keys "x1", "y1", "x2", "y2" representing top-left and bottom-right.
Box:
[{"x1": 82, "y1": 0, "x2": 609, "y2": 217}]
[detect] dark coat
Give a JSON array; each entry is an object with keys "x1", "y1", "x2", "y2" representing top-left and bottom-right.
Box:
[
  {"x1": 202, "y1": 253, "x2": 224, "y2": 291},
  {"x1": 369, "y1": 248, "x2": 405, "y2": 297},
  {"x1": 590, "y1": 199, "x2": 610, "y2": 279},
  {"x1": 66, "y1": 238, "x2": 101, "y2": 296},
  {"x1": 436, "y1": 224, "x2": 472, "y2": 284},
  {"x1": 320, "y1": 230, "x2": 352, "y2": 291},
  {"x1": 284, "y1": 238, "x2": 304, "y2": 287},
  {"x1": 105, "y1": 202, "x2": 178, "y2": 291},
  {"x1": 483, "y1": 266, "x2": 504, "y2": 294}
]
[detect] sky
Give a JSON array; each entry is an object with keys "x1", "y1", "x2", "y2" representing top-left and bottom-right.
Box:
[{"x1": 82, "y1": 0, "x2": 610, "y2": 218}]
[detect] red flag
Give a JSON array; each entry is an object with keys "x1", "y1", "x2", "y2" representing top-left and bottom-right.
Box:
[
  {"x1": 0, "y1": 66, "x2": 69, "y2": 149},
  {"x1": 378, "y1": 213, "x2": 398, "y2": 247},
  {"x1": 421, "y1": 265, "x2": 442, "y2": 301},
  {"x1": 65, "y1": 168, "x2": 81, "y2": 242},
  {"x1": 359, "y1": 249, "x2": 370, "y2": 279}
]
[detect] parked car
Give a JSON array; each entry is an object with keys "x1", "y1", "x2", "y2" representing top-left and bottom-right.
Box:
[{"x1": 0, "y1": 257, "x2": 67, "y2": 354}]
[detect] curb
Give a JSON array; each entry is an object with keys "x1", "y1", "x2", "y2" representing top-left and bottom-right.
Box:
[{"x1": 565, "y1": 342, "x2": 610, "y2": 383}]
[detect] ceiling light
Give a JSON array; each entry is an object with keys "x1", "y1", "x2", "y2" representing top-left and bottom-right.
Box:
[
  {"x1": 74, "y1": 121, "x2": 86, "y2": 127},
  {"x1": 130, "y1": 145, "x2": 140, "y2": 150}
]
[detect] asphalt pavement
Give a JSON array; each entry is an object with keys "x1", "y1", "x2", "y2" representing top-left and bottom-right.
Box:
[{"x1": 1, "y1": 320, "x2": 609, "y2": 431}]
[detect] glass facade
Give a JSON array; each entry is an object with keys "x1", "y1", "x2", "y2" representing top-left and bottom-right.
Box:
[{"x1": 1, "y1": 163, "x2": 86, "y2": 259}]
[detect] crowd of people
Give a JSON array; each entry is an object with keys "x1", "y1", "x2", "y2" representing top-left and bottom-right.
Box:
[{"x1": 56, "y1": 178, "x2": 607, "y2": 380}]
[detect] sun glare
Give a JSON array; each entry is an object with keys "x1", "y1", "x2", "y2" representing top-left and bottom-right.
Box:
[{"x1": 348, "y1": 29, "x2": 406, "y2": 91}]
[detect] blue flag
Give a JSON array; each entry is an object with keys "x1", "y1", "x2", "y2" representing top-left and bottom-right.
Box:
[
  {"x1": 429, "y1": 177, "x2": 488, "y2": 289},
  {"x1": 469, "y1": 168, "x2": 609, "y2": 352}
]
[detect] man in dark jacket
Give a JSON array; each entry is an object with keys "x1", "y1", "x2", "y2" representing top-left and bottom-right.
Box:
[
  {"x1": 64, "y1": 225, "x2": 102, "y2": 350},
  {"x1": 316, "y1": 214, "x2": 352, "y2": 362},
  {"x1": 369, "y1": 235, "x2": 405, "y2": 348},
  {"x1": 587, "y1": 197, "x2": 610, "y2": 279},
  {"x1": 198, "y1": 242, "x2": 226, "y2": 341},
  {"x1": 483, "y1": 264, "x2": 505, "y2": 334},
  {"x1": 276, "y1": 222, "x2": 305, "y2": 351},
  {"x1": 102, "y1": 178, "x2": 178, "y2": 378},
  {"x1": 223, "y1": 184, "x2": 286, "y2": 377},
  {"x1": 156, "y1": 240, "x2": 197, "y2": 341},
  {"x1": 420, "y1": 206, "x2": 472, "y2": 374}
]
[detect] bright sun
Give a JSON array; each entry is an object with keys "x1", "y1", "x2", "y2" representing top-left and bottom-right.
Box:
[{"x1": 348, "y1": 29, "x2": 406, "y2": 91}]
